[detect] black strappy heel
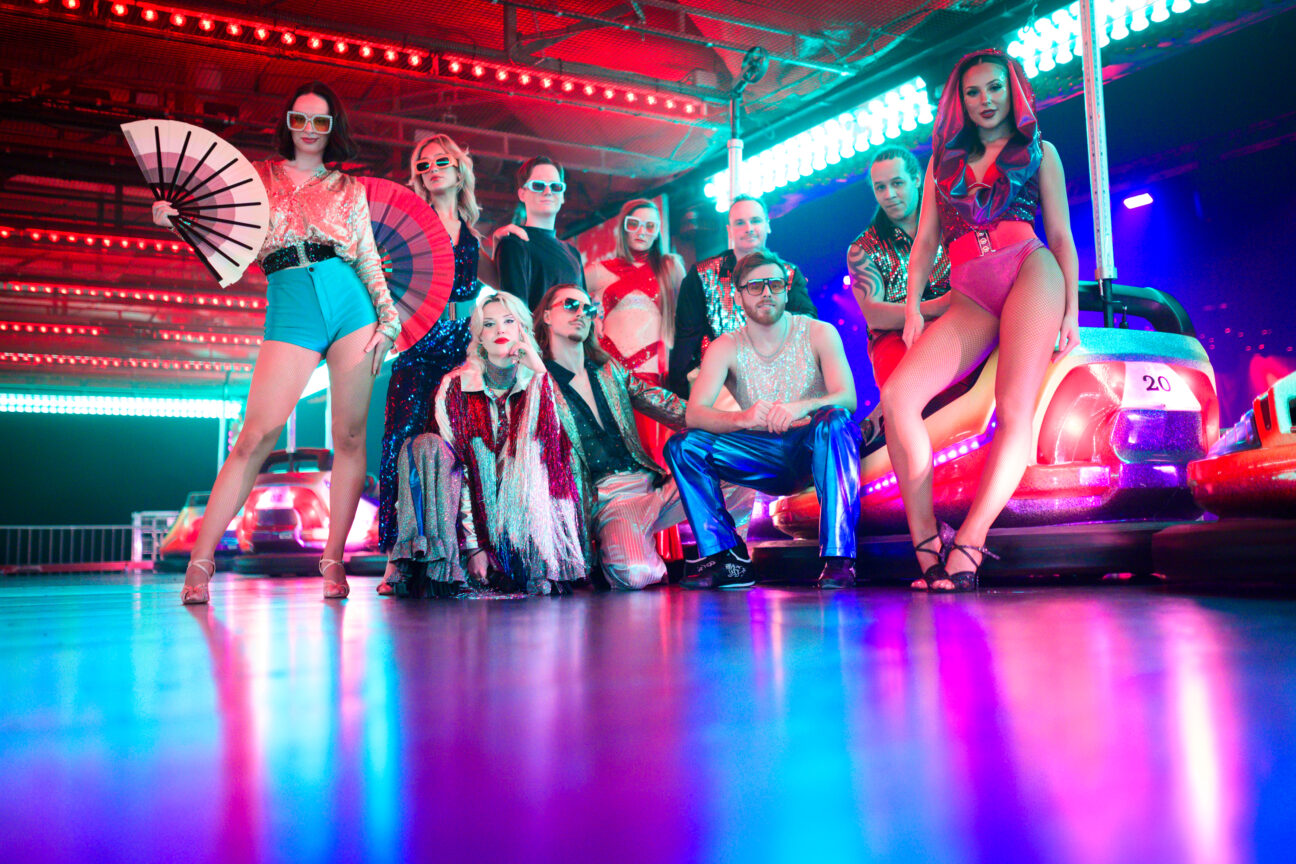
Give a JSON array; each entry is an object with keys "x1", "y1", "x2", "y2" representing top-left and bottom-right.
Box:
[
  {"x1": 936, "y1": 541, "x2": 1000, "y2": 592},
  {"x1": 910, "y1": 523, "x2": 954, "y2": 590}
]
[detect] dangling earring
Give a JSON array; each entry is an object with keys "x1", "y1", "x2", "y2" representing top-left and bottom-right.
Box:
[{"x1": 476, "y1": 340, "x2": 488, "y2": 360}]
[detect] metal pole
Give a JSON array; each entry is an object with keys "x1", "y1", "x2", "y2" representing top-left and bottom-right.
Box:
[
  {"x1": 287, "y1": 408, "x2": 297, "y2": 453},
  {"x1": 727, "y1": 94, "x2": 744, "y2": 205},
  {"x1": 217, "y1": 370, "x2": 230, "y2": 473},
  {"x1": 1079, "y1": 0, "x2": 1117, "y2": 327},
  {"x1": 324, "y1": 381, "x2": 334, "y2": 451}
]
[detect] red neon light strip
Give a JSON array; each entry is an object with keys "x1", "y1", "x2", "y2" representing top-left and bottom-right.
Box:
[{"x1": 2, "y1": 282, "x2": 264, "y2": 310}]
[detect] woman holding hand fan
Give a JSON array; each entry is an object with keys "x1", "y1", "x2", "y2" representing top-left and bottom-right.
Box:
[{"x1": 153, "y1": 81, "x2": 398, "y2": 604}]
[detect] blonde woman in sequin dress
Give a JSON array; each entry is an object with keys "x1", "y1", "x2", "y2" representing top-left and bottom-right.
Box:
[{"x1": 154, "y1": 82, "x2": 399, "y2": 604}]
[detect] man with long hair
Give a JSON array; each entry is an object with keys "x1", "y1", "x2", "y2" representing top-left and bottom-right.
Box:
[
  {"x1": 534, "y1": 282, "x2": 751, "y2": 589},
  {"x1": 848, "y1": 146, "x2": 953, "y2": 446}
]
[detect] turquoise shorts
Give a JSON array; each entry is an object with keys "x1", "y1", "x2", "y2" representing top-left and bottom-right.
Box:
[{"x1": 263, "y1": 256, "x2": 377, "y2": 353}]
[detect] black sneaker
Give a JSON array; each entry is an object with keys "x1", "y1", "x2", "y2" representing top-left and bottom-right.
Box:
[
  {"x1": 682, "y1": 546, "x2": 755, "y2": 590},
  {"x1": 816, "y1": 556, "x2": 856, "y2": 589}
]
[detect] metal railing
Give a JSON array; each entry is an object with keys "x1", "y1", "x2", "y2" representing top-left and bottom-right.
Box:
[
  {"x1": 0, "y1": 525, "x2": 133, "y2": 568},
  {"x1": 132, "y1": 511, "x2": 178, "y2": 563},
  {"x1": 0, "y1": 511, "x2": 178, "y2": 571}
]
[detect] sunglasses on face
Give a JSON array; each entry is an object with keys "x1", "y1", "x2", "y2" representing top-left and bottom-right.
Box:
[
  {"x1": 739, "y1": 278, "x2": 787, "y2": 297},
  {"x1": 286, "y1": 111, "x2": 333, "y2": 134},
  {"x1": 525, "y1": 180, "x2": 566, "y2": 195},
  {"x1": 553, "y1": 296, "x2": 600, "y2": 319},
  {"x1": 414, "y1": 155, "x2": 457, "y2": 174},
  {"x1": 624, "y1": 216, "x2": 659, "y2": 235}
]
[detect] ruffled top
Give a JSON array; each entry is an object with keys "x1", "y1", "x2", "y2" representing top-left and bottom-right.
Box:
[
  {"x1": 932, "y1": 49, "x2": 1043, "y2": 246},
  {"x1": 255, "y1": 160, "x2": 399, "y2": 340}
]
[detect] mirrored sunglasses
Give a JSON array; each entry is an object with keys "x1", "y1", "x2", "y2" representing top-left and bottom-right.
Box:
[
  {"x1": 286, "y1": 111, "x2": 333, "y2": 134},
  {"x1": 414, "y1": 155, "x2": 457, "y2": 174},
  {"x1": 624, "y1": 216, "x2": 659, "y2": 234},
  {"x1": 525, "y1": 180, "x2": 567, "y2": 194},
  {"x1": 554, "y1": 297, "x2": 600, "y2": 319},
  {"x1": 740, "y1": 278, "x2": 787, "y2": 296}
]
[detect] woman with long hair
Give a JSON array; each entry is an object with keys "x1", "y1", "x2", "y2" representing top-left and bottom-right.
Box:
[
  {"x1": 584, "y1": 199, "x2": 687, "y2": 558},
  {"x1": 431, "y1": 292, "x2": 586, "y2": 594},
  {"x1": 881, "y1": 48, "x2": 1080, "y2": 592},
  {"x1": 154, "y1": 81, "x2": 399, "y2": 603},
  {"x1": 584, "y1": 198, "x2": 683, "y2": 388},
  {"x1": 375, "y1": 133, "x2": 523, "y2": 592}
]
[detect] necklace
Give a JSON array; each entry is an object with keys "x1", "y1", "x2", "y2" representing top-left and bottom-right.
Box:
[
  {"x1": 483, "y1": 360, "x2": 518, "y2": 392},
  {"x1": 748, "y1": 316, "x2": 792, "y2": 362}
]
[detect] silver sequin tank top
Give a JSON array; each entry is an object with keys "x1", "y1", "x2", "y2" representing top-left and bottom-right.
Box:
[{"x1": 732, "y1": 314, "x2": 827, "y2": 410}]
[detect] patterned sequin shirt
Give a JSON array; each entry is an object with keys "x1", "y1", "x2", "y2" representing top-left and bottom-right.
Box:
[
  {"x1": 254, "y1": 160, "x2": 399, "y2": 341},
  {"x1": 850, "y1": 221, "x2": 952, "y2": 306}
]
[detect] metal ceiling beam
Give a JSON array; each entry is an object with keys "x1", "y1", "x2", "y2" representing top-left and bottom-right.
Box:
[
  {"x1": 490, "y1": 0, "x2": 855, "y2": 76},
  {"x1": 0, "y1": 1, "x2": 726, "y2": 101},
  {"x1": 630, "y1": 0, "x2": 849, "y2": 44}
]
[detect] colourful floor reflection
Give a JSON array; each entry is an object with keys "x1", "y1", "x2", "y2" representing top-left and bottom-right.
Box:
[{"x1": 1, "y1": 575, "x2": 1294, "y2": 863}]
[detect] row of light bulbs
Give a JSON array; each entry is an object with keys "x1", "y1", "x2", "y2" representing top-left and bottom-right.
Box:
[
  {"x1": 0, "y1": 352, "x2": 253, "y2": 372},
  {"x1": 2, "y1": 282, "x2": 264, "y2": 310},
  {"x1": 0, "y1": 320, "x2": 261, "y2": 346},
  {"x1": 0, "y1": 392, "x2": 244, "y2": 418},
  {"x1": 32, "y1": 0, "x2": 700, "y2": 116},
  {"x1": 1008, "y1": 0, "x2": 1213, "y2": 78}
]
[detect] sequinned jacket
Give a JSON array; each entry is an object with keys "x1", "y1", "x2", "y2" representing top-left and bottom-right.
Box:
[
  {"x1": 255, "y1": 161, "x2": 400, "y2": 341},
  {"x1": 433, "y1": 362, "x2": 586, "y2": 587},
  {"x1": 549, "y1": 358, "x2": 686, "y2": 539},
  {"x1": 849, "y1": 221, "x2": 952, "y2": 337},
  {"x1": 667, "y1": 249, "x2": 818, "y2": 396}
]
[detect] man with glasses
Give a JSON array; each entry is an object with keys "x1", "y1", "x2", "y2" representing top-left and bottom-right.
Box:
[
  {"x1": 667, "y1": 194, "x2": 818, "y2": 397},
  {"x1": 535, "y1": 282, "x2": 751, "y2": 590},
  {"x1": 495, "y1": 156, "x2": 586, "y2": 309},
  {"x1": 665, "y1": 249, "x2": 861, "y2": 590}
]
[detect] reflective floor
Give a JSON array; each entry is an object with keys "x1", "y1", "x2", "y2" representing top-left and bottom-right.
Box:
[{"x1": 2, "y1": 574, "x2": 1295, "y2": 863}]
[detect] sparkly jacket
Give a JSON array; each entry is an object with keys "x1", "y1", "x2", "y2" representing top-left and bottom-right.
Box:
[
  {"x1": 433, "y1": 362, "x2": 586, "y2": 588},
  {"x1": 549, "y1": 358, "x2": 686, "y2": 538},
  {"x1": 849, "y1": 221, "x2": 951, "y2": 338},
  {"x1": 255, "y1": 161, "x2": 400, "y2": 341},
  {"x1": 668, "y1": 249, "x2": 818, "y2": 396}
]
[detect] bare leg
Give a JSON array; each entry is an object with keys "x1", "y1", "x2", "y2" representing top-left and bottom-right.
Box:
[
  {"x1": 320, "y1": 324, "x2": 382, "y2": 591},
  {"x1": 880, "y1": 295, "x2": 999, "y2": 576},
  {"x1": 938, "y1": 250, "x2": 1065, "y2": 585},
  {"x1": 185, "y1": 341, "x2": 322, "y2": 590}
]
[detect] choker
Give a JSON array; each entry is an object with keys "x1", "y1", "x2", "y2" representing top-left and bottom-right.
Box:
[{"x1": 483, "y1": 360, "x2": 518, "y2": 391}]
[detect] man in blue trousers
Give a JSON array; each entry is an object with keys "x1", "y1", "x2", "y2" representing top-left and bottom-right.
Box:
[{"x1": 665, "y1": 248, "x2": 861, "y2": 590}]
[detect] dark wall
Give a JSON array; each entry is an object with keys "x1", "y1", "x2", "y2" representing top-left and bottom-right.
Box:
[
  {"x1": 0, "y1": 413, "x2": 222, "y2": 525},
  {"x1": 0, "y1": 366, "x2": 389, "y2": 527}
]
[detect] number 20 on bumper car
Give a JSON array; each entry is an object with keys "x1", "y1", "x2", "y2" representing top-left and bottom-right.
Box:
[{"x1": 761, "y1": 283, "x2": 1220, "y2": 581}]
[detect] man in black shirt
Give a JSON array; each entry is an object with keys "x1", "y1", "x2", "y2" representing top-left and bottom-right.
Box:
[
  {"x1": 535, "y1": 282, "x2": 752, "y2": 590},
  {"x1": 667, "y1": 194, "x2": 818, "y2": 396},
  {"x1": 495, "y1": 156, "x2": 586, "y2": 310}
]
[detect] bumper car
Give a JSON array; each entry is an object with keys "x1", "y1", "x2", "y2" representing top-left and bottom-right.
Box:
[
  {"x1": 1153, "y1": 370, "x2": 1296, "y2": 583},
  {"x1": 233, "y1": 448, "x2": 383, "y2": 575},
  {"x1": 155, "y1": 491, "x2": 240, "y2": 572},
  {"x1": 757, "y1": 283, "x2": 1220, "y2": 581}
]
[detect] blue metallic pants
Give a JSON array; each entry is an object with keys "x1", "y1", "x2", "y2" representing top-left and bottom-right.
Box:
[{"x1": 665, "y1": 406, "x2": 861, "y2": 559}]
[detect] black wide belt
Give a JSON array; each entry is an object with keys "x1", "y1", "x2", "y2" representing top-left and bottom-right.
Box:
[{"x1": 262, "y1": 242, "x2": 337, "y2": 275}]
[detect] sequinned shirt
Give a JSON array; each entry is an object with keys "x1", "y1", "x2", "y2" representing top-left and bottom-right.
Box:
[
  {"x1": 545, "y1": 359, "x2": 639, "y2": 482},
  {"x1": 254, "y1": 160, "x2": 399, "y2": 341},
  {"x1": 850, "y1": 222, "x2": 952, "y2": 306}
]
